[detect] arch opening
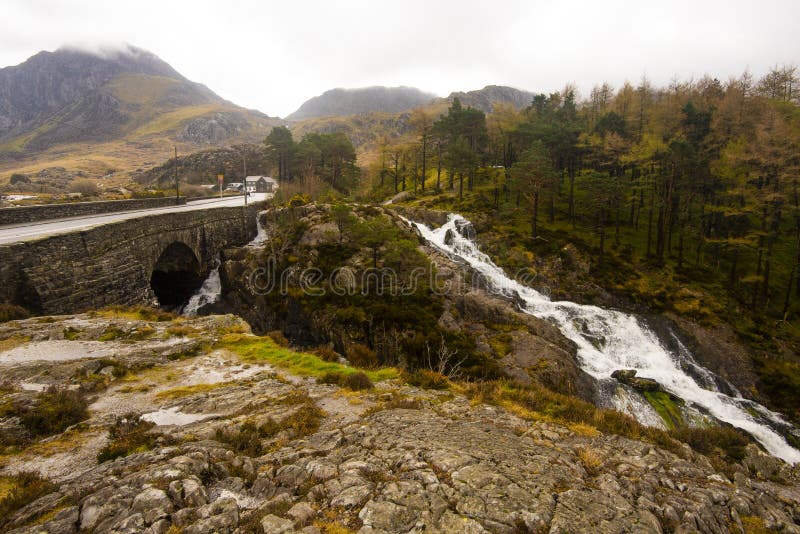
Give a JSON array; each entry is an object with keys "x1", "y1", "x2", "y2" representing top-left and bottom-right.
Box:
[{"x1": 150, "y1": 242, "x2": 204, "y2": 309}]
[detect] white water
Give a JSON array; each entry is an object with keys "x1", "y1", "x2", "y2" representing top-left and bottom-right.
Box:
[
  {"x1": 181, "y1": 213, "x2": 267, "y2": 316},
  {"x1": 248, "y1": 210, "x2": 268, "y2": 246},
  {"x1": 408, "y1": 213, "x2": 800, "y2": 464},
  {"x1": 181, "y1": 259, "x2": 221, "y2": 316}
]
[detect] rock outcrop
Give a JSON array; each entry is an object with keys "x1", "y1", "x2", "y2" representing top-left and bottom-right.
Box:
[{"x1": 1, "y1": 313, "x2": 798, "y2": 533}]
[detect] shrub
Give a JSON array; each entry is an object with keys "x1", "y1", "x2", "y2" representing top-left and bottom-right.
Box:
[
  {"x1": 347, "y1": 343, "x2": 378, "y2": 369},
  {"x1": 0, "y1": 471, "x2": 56, "y2": 526},
  {"x1": 97, "y1": 414, "x2": 157, "y2": 463},
  {"x1": 404, "y1": 369, "x2": 449, "y2": 390},
  {"x1": 181, "y1": 184, "x2": 213, "y2": 198},
  {"x1": 9, "y1": 173, "x2": 30, "y2": 185},
  {"x1": 265, "y1": 398, "x2": 324, "y2": 438},
  {"x1": 20, "y1": 387, "x2": 88, "y2": 438},
  {"x1": 341, "y1": 372, "x2": 373, "y2": 391},
  {"x1": 316, "y1": 371, "x2": 372, "y2": 391},
  {"x1": 215, "y1": 422, "x2": 263, "y2": 457},
  {"x1": 670, "y1": 425, "x2": 750, "y2": 463},
  {"x1": 98, "y1": 327, "x2": 125, "y2": 341},
  {"x1": 314, "y1": 345, "x2": 339, "y2": 362},
  {"x1": 267, "y1": 330, "x2": 290, "y2": 347},
  {"x1": 0, "y1": 303, "x2": 29, "y2": 323},
  {"x1": 317, "y1": 371, "x2": 344, "y2": 385},
  {"x1": 288, "y1": 193, "x2": 311, "y2": 207},
  {"x1": 68, "y1": 179, "x2": 100, "y2": 196},
  {"x1": 282, "y1": 402, "x2": 323, "y2": 437}
]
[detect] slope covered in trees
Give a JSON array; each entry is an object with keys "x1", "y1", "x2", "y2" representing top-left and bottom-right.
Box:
[{"x1": 321, "y1": 66, "x2": 800, "y2": 423}]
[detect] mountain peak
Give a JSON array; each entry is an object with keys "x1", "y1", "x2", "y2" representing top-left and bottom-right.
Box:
[
  {"x1": 287, "y1": 86, "x2": 436, "y2": 120},
  {"x1": 445, "y1": 85, "x2": 535, "y2": 113}
]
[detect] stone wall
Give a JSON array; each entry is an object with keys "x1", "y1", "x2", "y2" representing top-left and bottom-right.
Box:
[
  {"x1": 0, "y1": 203, "x2": 263, "y2": 314},
  {"x1": 0, "y1": 197, "x2": 187, "y2": 226}
]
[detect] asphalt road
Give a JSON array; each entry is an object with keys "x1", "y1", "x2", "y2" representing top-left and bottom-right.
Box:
[{"x1": 0, "y1": 194, "x2": 268, "y2": 245}]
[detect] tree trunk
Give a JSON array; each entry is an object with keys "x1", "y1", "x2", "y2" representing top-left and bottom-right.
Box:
[
  {"x1": 393, "y1": 154, "x2": 399, "y2": 193},
  {"x1": 421, "y1": 135, "x2": 427, "y2": 192},
  {"x1": 568, "y1": 169, "x2": 576, "y2": 226},
  {"x1": 532, "y1": 191, "x2": 539, "y2": 239},
  {"x1": 436, "y1": 144, "x2": 442, "y2": 192},
  {"x1": 598, "y1": 208, "x2": 606, "y2": 268},
  {"x1": 782, "y1": 232, "x2": 799, "y2": 319}
]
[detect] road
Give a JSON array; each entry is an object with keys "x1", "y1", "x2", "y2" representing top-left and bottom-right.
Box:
[{"x1": 0, "y1": 194, "x2": 269, "y2": 245}]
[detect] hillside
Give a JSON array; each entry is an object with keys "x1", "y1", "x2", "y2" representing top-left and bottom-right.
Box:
[
  {"x1": 286, "y1": 86, "x2": 436, "y2": 120},
  {"x1": 289, "y1": 85, "x2": 534, "y2": 160},
  {"x1": 132, "y1": 144, "x2": 269, "y2": 187},
  {"x1": 444, "y1": 84, "x2": 535, "y2": 112},
  {"x1": 0, "y1": 45, "x2": 283, "y2": 184}
]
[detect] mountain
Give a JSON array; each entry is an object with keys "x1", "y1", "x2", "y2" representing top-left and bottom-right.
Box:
[
  {"x1": 444, "y1": 85, "x2": 535, "y2": 113},
  {"x1": 289, "y1": 85, "x2": 535, "y2": 159},
  {"x1": 0, "y1": 44, "x2": 283, "y2": 182},
  {"x1": 286, "y1": 86, "x2": 436, "y2": 120}
]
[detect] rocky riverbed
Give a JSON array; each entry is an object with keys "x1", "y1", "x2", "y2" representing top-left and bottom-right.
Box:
[{"x1": 0, "y1": 312, "x2": 798, "y2": 533}]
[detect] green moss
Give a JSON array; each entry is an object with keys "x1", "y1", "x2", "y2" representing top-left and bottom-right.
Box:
[
  {"x1": 643, "y1": 391, "x2": 684, "y2": 430},
  {"x1": 62, "y1": 327, "x2": 81, "y2": 340},
  {"x1": 98, "y1": 327, "x2": 125, "y2": 342},
  {"x1": 218, "y1": 334, "x2": 399, "y2": 382}
]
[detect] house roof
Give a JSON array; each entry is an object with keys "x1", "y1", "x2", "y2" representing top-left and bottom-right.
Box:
[{"x1": 245, "y1": 175, "x2": 276, "y2": 183}]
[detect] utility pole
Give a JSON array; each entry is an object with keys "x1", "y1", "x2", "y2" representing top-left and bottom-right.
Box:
[
  {"x1": 174, "y1": 146, "x2": 179, "y2": 205},
  {"x1": 243, "y1": 150, "x2": 248, "y2": 206}
]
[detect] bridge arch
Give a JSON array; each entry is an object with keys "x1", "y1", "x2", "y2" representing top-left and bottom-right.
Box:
[{"x1": 150, "y1": 241, "x2": 205, "y2": 309}]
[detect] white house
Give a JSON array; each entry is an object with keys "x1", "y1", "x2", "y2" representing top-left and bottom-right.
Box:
[{"x1": 245, "y1": 176, "x2": 277, "y2": 193}]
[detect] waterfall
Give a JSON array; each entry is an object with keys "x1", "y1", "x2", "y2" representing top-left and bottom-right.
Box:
[
  {"x1": 181, "y1": 258, "x2": 221, "y2": 316},
  {"x1": 248, "y1": 211, "x2": 268, "y2": 246},
  {"x1": 407, "y1": 213, "x2": 800, "y2": 464}
]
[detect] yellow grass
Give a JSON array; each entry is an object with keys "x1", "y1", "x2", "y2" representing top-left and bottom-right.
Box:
[{"x1": 155, "y1": 382, "x2": 231, "y2": 400}]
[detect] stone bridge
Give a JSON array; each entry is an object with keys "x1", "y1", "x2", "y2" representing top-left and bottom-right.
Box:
[{"x1": 0, "y1": 203, "x2": 263, "y2": 314}]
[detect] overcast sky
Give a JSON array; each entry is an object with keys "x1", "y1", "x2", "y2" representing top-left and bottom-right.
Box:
[{"x1": 2, "y1": 0, "x2": 798, "y2": 118}]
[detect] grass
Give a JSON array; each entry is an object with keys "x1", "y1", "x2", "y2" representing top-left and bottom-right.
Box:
[
  {"x1": 132, "y1": 104, "x2": 231, "y2": 138},
  {"x1": 403, "y1": 369, "x2": 450, "y2": 390},
  {"x1": 0, "y1": 336, "x2": 31, "y2": 353},
  {"x1": 216, "y1": 398, "x2": 324, "y2": 457},
  {"x1": 0, "y1": 304, "x2": 30, "y2": 323},
  {"x1": 104, "y1": 73, "x2": 180, "y2": 106},
  {"x1": 93, "y1": 305, "x2": 176, "y2": 322},
  {"x1": 98, "y1": 327, "x2": 126, "y2": 341},
  {"x1": 21, "y1": 428, "x2": 92, "y2": 458},
  {"x1": 218, "y1": 334, "x2": 399, "y2": 382},
  {"x1": 18, "y1": 388, "x2": 89, "y2": 438},
  {"x1": 155, "y1": 382, "x2": 230, "y2": 400},
  {"x1": 0, "y1": 472, "x2": 56, "y2": 527},
  {"x1": 461, "y1": 380, "x2": 684, "y2": 455},
  {"x1": 97, "y1": 414, "x2": 157, "y2": 463}
]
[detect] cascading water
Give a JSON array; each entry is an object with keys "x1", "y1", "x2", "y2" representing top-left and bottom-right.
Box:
[
  {"x1": 248, "y1": 211, "x2": 268, "y2": 246},
  {"x1": 181, "y1": 258, "x2": 222, "y2": 316},
  {"x1": 181, "y1": 213, "x2": 268, "y2": 316},
  {"x1": 408, "y1": 213, "x2": 800, "y2": 464}
]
